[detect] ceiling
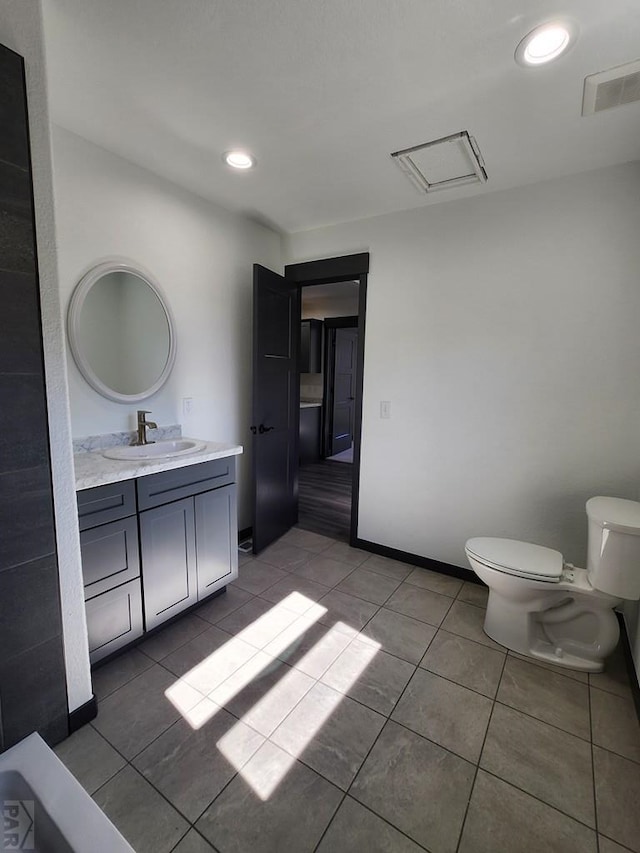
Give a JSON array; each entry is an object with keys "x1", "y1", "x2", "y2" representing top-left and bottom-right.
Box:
[{"x1": 43, "y1": 0, "x2": 640, "y2": 234}]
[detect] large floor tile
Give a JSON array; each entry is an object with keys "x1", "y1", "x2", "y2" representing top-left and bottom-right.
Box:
[
  {"x1": 294, "y1": 554, "x2": 356, "y2": 586},
  {"x1": 173, "y1": 830, "x2": 216, "y2": 853},
  {"x1": 420, "y1": 629, "x2": 505, "y2": 698},
  {"x1": 405, "y1": 567, "x2": 463, "y2": 597},
  {"x1": 497, "y1": 657, "x2": 590, "y2": 740},
  {"x1": 196, "y1": 740, "x2": 342, "y2": 853},
  {"x1": 359, "y1": 607, "x2": 437, "y2": 664},
  {"x1": 260, "y1": 574, "x2": 330, "y2": 612},
  {"x1": 322, "y1": 542, "x2": 371, "y2": 567},
  {"x1": 480, "y1": 703, "x2": 595, "y2": 826},
  {"x1": 392, "y1": 669, "x2": 492, "y2": 763},
  {"x1": 133, "y1": 709, "x2": 264, "y2": 822},
  {"x1": 458, "y1": 770, "x2": 597, "y2": 853},
  {"x1": 457, "y1": 581, "x2": 489, "y2": 608},
  {"x1": 335, "y1": 567, "x2": 401, "y2": 605},
  {"x1": 281, "y1": 528, "x2": 336, "y2": 553},
  {"x1": 210, "y1": 652, "x2": 315, "y2": 737},
  {"x1": 322, "y1": 637, "x2": 415, "y2": 715},
  {"x1": 351, "y1": 720, "x2": 475, "y2": 853},
  {"x1": 440, "y1": 600, "x2": 504, "y2": 650},
  {"x1": 385, "y1": 583, "x2": 454, "y2": 627},
  {"x1": 599, "y1": 836, "x2": 636, "y2": 853},
  {"x1": 216, "y1": 597, "x2": 300, "y2": 649},
  {"x1": 54, "y1": 724, "x2": 126, "y2": 795},
  {"x1": 161, "y1": 628, "x2": 257, "y2": 695},
  {"x1": 92, "y1": 664, "x2": 181, "y2": 759},
  {"x1": 271, "y1": 681, "x2": 385, "y2": 789},
  {"x1": 594, "y1": 746, "x2": 640, "y2": 852},
  {"x1": 590, "y1": 644, "x2": 634, "y2": 698},
  {"x1": 196, "y1": 587, "x2": 254, "y2": 624},
  {"x1": 231, "y1": 560, "x2": 288, "y2": 595},
  {"x1": 591, "y1": 687, "x2": 640, "y2": 763},
  {"x1": 316, "y1": 796, "x2": 424, "y2": 853},
  {"x1": 317, "y1": 589, "x2": 379, "y2": 635},
  {"x1": 257, "y1": 541, "x2": 315, "y2": 571},
  {"x1": 360, "y1": 554, "x2": 413, "y2": 581},
  {"x1": 91, "y1": 647, "x2": 154, "y2": 701},
  {"x1": 265, "y1": 615, "x2": 353, "y2": 679},
  {"x1": 93, "y1": 765, "x2": 188, "y2": 853},
  {"x1": 139, "y1": 613, "x2": 211, "y2": 661}
]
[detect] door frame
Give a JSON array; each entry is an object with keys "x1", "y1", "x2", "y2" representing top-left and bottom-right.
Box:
[
  {"x1": 322, "y1": 316, "x2": 358, "y2": 459},
  {"x1": 284, "y1": 253, "x2": 369, "y2": 545}
]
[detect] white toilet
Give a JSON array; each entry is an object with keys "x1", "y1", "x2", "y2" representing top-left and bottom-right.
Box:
[{"x1": 465, "y1": 496, "x2": 640, "y2": 672}]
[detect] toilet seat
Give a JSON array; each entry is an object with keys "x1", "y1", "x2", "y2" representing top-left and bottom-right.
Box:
[{"x1": 465, "y1": 537, "x2": 563, "y2": 582}]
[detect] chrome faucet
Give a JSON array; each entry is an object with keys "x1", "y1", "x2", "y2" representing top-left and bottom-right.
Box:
[{"x1": 136, "y1": 410, "x2": 157, "y2": 445}]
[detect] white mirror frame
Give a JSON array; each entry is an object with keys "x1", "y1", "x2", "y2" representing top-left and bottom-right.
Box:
[{"x1": 67, "y1": 259, "x2": 177, "y2": 404}]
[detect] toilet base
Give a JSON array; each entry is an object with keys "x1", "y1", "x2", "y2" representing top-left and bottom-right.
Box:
[{"x1": 483, "y1": 590, "x2": 618, "y2": 673}]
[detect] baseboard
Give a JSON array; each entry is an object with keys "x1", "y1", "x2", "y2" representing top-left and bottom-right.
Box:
[
  {"x1": 68, "y1": 694, "x2": 97, "y2": 734},
  {"x1": 353, "y1": 538, "x2": 480, "y2": 585},
  {"x1": 617, "y1": 612, "x2": 640, "y2": 724}
]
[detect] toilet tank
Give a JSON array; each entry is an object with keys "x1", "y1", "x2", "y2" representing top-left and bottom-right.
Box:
[{"x1": 586, "y1": 497, "x2": 640, "y2": 599}]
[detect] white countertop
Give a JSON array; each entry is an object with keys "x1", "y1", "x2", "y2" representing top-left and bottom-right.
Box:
[
  {"x1": 300, "y1": 401, "x2": 322, "y2": 408},
  {"x1": 74, "y1": 439, "x2": 243, "y2": 491}
]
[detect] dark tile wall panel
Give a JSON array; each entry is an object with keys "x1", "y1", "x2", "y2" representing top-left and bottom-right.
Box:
[
  {"x1": 0, "y1": 555, "x2": 63, "y2": 661},
  {"x1": 0, "y1": 47, "x2": 29, "y2": 170},
  {"x1": 0, "y1": 636, "x2": 68, "y2": 747},
  {"x1": 0, "y1": 375, "x2": 50, "y2": 472},
  {"x1": 0, "y1": 42, "x2": 68, "y2": 750},
  {"x1": 0, "y1": 467, "x2": 56, "y2": 570},
  {"x1": 0, "y1": 271, "x2": 42, "y2": 373},
  {"x1": 0, "y1": 157, "x2": 34, "y2": 271}
]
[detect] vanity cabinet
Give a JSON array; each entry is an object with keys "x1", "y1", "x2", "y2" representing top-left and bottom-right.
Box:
[
  {"x1": 300, "y1": 319, "x2": 323, "y2": 373},
  {"x1": 77, "y1": 457, "x2": 238, "y2": 661}
]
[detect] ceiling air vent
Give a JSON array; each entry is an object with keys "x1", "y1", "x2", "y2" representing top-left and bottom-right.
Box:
[
  {"x1": 391, "y1": 131, "x2": 487, "y2": 194},
  {"x1": 582, "y1": 59, "x2": 640, "y2": 116}
]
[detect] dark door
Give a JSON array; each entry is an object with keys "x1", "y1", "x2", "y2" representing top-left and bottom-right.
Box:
[
  {"x1": 252, "y1": 264, "x2": 300, "y2": 553},
  {"x1": 330, "y1": 328, "x2": 358, "y2": 455}
]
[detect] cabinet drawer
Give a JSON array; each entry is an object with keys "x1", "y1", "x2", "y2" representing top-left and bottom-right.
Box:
[
  {"x1": 137, "y1": 457, "x2": 235, "y2": 510},
  {"x1": 77, "y1": 480, "x2": 136, "y2": 530},
  {"x1": 86, "y1": 579, "x2": 143, "y2": 665},
  {"x1": 80, "y1": 516, "x2": 140, "y2": 599}
]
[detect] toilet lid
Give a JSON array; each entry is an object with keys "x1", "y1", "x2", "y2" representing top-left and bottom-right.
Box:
[{"x1": 465, "y1": 537, "x2": 563, "y2": 581}]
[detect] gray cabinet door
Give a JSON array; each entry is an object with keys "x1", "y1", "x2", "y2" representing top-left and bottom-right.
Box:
[
  {"x1": 195, "y1": 484, "x2": 238, "y2": 598},
  {"x1": 140, "y1": 497, "x2": 197, "y2": 630},
  {"x1": 85, "y1": 579, "x2": 143, "y2": 664}
]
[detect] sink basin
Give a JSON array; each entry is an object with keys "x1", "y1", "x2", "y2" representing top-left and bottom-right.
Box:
[{"x1": 102, "y1": 439, "x2": 206, "y2": 460}]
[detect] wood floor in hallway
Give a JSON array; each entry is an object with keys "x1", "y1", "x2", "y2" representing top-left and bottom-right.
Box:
[{"x1": 298, "y1": 459, "x2": 353, "y2": 541}]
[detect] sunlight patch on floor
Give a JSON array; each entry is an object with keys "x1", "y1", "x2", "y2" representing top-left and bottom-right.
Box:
[
  {"x1": 165, "y1": 593, "x2": 325, "y2": 729},
  {"x1": 217, "y1": 623, "x2": 381, "y2": 800}
]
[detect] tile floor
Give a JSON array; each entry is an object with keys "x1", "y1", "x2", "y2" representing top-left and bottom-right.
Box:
[{"x1": 55, "y1": 528, "x2": 640, "y2": 853}]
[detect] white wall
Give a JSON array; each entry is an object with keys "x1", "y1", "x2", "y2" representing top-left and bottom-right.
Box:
[
  {"x1": 287, "y1": 163, "x2": 640, "y2": 682},
  {"x1": 51, "y1": 126, "x2": 282, "y2": 528},
  {"x1": 0, "y1": 0, "x2": 92, "y2": 712}
]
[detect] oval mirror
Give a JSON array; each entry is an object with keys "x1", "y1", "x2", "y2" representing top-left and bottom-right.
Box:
[{"x1": 67, "y1": 261, "x2": 177, "y2": 403}]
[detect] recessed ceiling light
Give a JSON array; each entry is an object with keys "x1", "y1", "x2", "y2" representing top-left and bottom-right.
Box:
[
  {"x1": 515, "y1": 20, "x2": 577, "y2": 67},
  {"x1": 223, "y1": 150, "x2": 255, "y2": 170}
]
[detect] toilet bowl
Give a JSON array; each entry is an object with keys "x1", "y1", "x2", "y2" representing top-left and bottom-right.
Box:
[{"x1": 465, "y1": 497, "x2": 640, "y2": 672}]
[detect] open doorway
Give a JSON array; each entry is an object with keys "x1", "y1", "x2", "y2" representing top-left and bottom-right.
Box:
[
  {"x1": 298, "y1": 283, "x2": 360, "y2": 541},
  {"x1": 251, "y1": 253, "x2": 368, "y2": 554}
]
